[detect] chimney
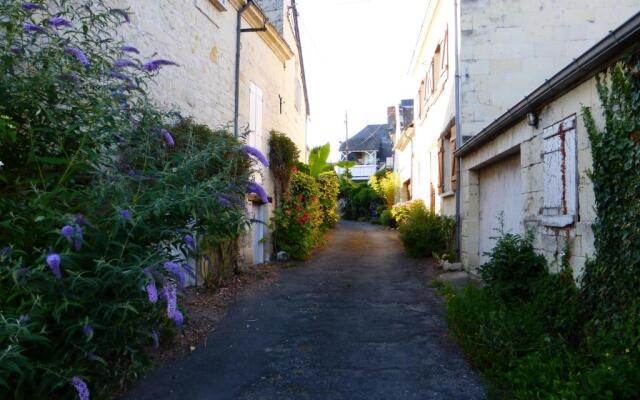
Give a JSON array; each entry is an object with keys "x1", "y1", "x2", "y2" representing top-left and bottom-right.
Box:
[{"x1": 387, "y1": 106, "x2": 397, "y2": 129}]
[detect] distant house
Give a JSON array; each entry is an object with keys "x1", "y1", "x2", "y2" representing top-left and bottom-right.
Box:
[{"x1": 337, "y1": 123, "x2": 393, "y2": 181}]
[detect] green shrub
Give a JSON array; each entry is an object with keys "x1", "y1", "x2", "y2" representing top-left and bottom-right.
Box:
[
  {"x1": 479, "y1": 232, "x2": 547, "y2": 301},
  {"x1": 391, "y1": 200, "x2": 425, "y2": 225},
  {"x1": 340, "y1": 182, "x2": 379, "y2": 221},
  {"x1": 380, "y1": 210, "x2": 396, "y2": 227},
  {"x1": 0, "y1": 2, "x2": 253, "y2": 398},
  {"x1": 268, "y1": 131, "x2": 300, "y2": 206},
  {"x1": 272, "y1": 171, "x2": 322, "y2": 260},
  {"x1": 369, "y1": 171, "x2": 396, "y2": 209},
  {"x1": 316, "y1": 172, "x2": 340, "y2": 229},
  {"x1": 398, "y1": 204, "x2": 454, "y2": 258}
]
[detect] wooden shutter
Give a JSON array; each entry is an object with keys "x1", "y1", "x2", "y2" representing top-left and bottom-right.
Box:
[
  {"x1": 440, "y1": 28, "x2": 449, "y2": 82},
  {"x1": 542, "y1": 116, "x2": 577, "y2": 226},
  {"x1": 437, "y1": 138, "x2": 445, "y2": 194},
  {"x1": 427, "y1": 61, "x2": 435, "y2": 96},
  {"x1": 249, "y1": 83, "x2": 264, "y2": 184},
  {"x1": 450, "y1": 139, "x2": 457, "y2": 192}
]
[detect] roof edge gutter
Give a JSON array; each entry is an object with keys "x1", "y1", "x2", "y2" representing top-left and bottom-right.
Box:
[{"x1": 457, "y1": 11, "x2": 640, "y2": 157}]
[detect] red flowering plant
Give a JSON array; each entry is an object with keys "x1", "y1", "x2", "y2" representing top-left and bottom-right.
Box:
[{"x1": 271, "y1": 171, "x2": 322, "y2": 260}]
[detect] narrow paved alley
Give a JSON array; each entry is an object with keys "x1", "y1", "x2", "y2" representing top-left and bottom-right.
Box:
[{"x1": 125, "y1": 222, "x2": 485, "y2": 400}]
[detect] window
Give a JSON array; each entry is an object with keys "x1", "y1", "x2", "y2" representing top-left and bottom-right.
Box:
[
  {"x1": 438, "y1": 124, "x2": 457, "y2": 194},
  {"x1": 426, "y1": 60, "x2": 435, "y2": 97},
  {"x1": 542, "y1": 115, "x2": 577, "y2": 227},
  {"x1": 440, "y1": 27, "x2": 449, "y2": 82},
  {"x1": 418, "y1": 80, "x2": 426, "y2": 120}
]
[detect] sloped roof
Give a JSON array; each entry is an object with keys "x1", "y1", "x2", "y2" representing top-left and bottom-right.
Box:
[{"x1": 340, "y1": 124, "x2": 393, "y2": 159}]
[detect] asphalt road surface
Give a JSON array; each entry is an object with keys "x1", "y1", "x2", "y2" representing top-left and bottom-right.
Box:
[{"x1": 124, "y1": 221, "x2": 485, "y2": 400}]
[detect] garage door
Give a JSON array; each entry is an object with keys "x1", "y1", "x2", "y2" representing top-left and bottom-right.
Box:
[{"x1": 478, "y1": 153, "x2": 523, "y2": 264}]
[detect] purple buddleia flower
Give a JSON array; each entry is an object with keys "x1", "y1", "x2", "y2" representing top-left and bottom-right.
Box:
[
  {"x1": 71, "y1": 377, "x2": 90, "y2": 400},
  {"x1": 241, "y1": 145, "x2": 269, "y2": 167},
  {"x1": 143, "y1": 59, "x2": 178, "y2": 72},
  {"x1": 184, "y1": 235, "x2": 196, "y2": 251},
  {"x1": 23, "y1": 22, "x2": 45, "y2": 34},
  {"x1": 49, "y1": 17, "x2": 71, "y2": 28},
  {"x1": 111, "y1": 8, "x2": 131, "y2": 23},
  {"x1": 247, "y1": 182, "x2": 268, "y2": 204},
  {"x1": 59, "y1": 73, "x2": 81, "y2": 86},
  {"x1": 22, "y1": 2, "x2": 45, "y2": 11},
  {"x1": 61, "y1": 225, "x2": 74, "y2": 241},
  {"x1": 160, "y1": 129, "x2": 175, "y2": 146},
  {"x1": 82, "y1": 324, "x2": 94, "y2": 339},
  {"x1": 121, "y1": 45, "x2": 139, "y2": 54},
  {"x1": 151, "y1": 329, "x2": 160, "y2": 349},
  {"x1": 113, "y1": 59, "x2": 138, "y2": 69},
  {"x1": 165, "y1": 282, "x2": 177, "y2": 321},
  {"x1": 145, "y1": 281, "x2": 158, "y2": 303},
  {"x1": 66, "y1": 48, "x2": 90, "y2": 67},
  {"x1": 108, "y1": 71, "x2": 134, "y2": 84},
  {"x1": 164, "y1": 262, "x2": 186, "y2": 288},
  {"x1": 119, "y1": 209, "x2": 132, "y2": 221},
  {"x1": 218, "y1": 196, "x2": 232, "y2": 208},
  {"x1": 18, "y1": 314, "x2": 30, "y2": 323},
  {"x1": 46, "y1": 253, "x2": 62, "y2": 279},
  {"x1": 173, "y1": 310, "x2": 184, "y2": 326},
  {"x1": 0, "y1": 246, "x2": 11, "y2": 257},
  {"x1": 10, "y1": 47, "x2": 24, "y2": 55},
  {"x1": 75, "y1": 214, "x2": 93, "y2": 228}
]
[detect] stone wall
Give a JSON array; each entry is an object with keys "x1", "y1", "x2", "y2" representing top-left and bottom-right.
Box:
[
  {"x1": 460, "y1": 76, "x2": 602, "y2": 279},
  {"x1": 459, "y1": 0, "x2": 640, "y2": 138}
]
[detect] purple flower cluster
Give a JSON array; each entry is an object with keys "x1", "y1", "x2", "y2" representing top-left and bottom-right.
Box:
[
  {"x1": 0, "y1": 246, "x2": 12, "y2": 257},
  {"x1": 241, "y1": 145, "x2": 269, "y2": 167},
  {"x1": 164, "y1": 282, "x2": 177, "y2": 320},
  {"x1": 160, "y1": 129, "x2": 175, "y2": 146},
  {"x1": 145, "y1": 281, "x2": 158, "y2": 303},
  {"x1": 184, "y1": 235, "x2": 196, "y2": 251},
  {"x1": 49, "y1": 17, "x2": 72, "y2": 28},
  {"x1": 111, "y1": 8, "x2": 131, "y2": 23},
  {"x1": 164, "y1": 262, "x2": 186, "y2": 288},
  {"x1": 71, "y1": 377, "x2": 90, "y2": 400},
  {"x1": 46, "y1": 253, "x2": 62, "y2": 279},
  {"x1": 23, "y1": 22, "x2": 45, "y2": 34},
  {"x1": 247, "y1": 182, "x2": 268, "y2": 204},
  {"x1": 218, "y1": 196, "x2": 233, "y2": 208},
  {"x1": 66, "y1": 48, "x2": 90, "y2": 67},
  {"x1": 60, "y1": 225, "x2": 83, "y2": 251},
  {"x1": 121, "y1": 45, "x2": 140, "y2": 54},
  {"x1": 83, "y1": 324, "x2": 94, "y2": 339},
  {"x1": 119, "y1": 209, "x2": 133, "y2": 221},
  {"x1": 143, "y1": 59, "x2": 178, "y2": 72},
  {"x1": 21, "y1": 2, "x2": 44, "y2": 11},
  {"x1": 114, "y1": 59, "x2": 138, "y2": 69}
]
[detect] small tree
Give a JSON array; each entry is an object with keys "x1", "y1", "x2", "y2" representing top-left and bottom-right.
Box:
[{"x1": 268, "y1": 131, "x2": 299, "y2": 207}]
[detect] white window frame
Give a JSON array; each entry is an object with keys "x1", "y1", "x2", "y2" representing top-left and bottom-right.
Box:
[
  {"x1": 249, "y1": 82, "x2": 264, "y2": 184},
  {"x1": 542, "y1": 115, "x2": 578, "y2": 227}
]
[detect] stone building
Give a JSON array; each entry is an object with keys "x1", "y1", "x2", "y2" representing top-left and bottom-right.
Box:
[
  {"x1": 110, "y1": 0, "x2": 309, "y2": 265},
  {"x1": 337, "y1": 123, "x2": 394, "y2": 182},
  {"x1": 394, "y1": 0, "x2": 640, "y2": 266},
  {"x1": 396, "y1": 0, "x2": 640, "y2": 212},
  {"x1": 457, "y1": 12, "x2": 640, "y2": 278}
]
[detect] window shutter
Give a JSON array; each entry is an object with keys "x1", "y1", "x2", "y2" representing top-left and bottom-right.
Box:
[
  {"x1": 451, "y1": 137, "x2": 457, "y2": 192},
  {"x1": 542, "y1": 115, "x2": 577, "y2": 227},
  {"x1": 437, "y1": 137, "x2": 445, "y2": 194},
  {"x1": 440, "y1": 28, "x2": 448, "y2": 81},
  {"x1": 427, "y1": 61, "x2": 435, "y2": 96}
]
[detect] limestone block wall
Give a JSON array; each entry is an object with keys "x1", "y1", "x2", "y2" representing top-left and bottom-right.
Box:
[
  {"x1": 459, "y1": 0, "x2": 640, "y2": 138},
  {"x1": 460, "y1": 76, "x2": 602, "y2": 280},
  {"x1": 108, "y1": 0, "x2": 238, "y2": 128}
]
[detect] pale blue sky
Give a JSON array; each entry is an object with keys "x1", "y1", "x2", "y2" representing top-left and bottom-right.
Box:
[{"x1": 296, "y1": 0, "x2": 426, "y2": 160}]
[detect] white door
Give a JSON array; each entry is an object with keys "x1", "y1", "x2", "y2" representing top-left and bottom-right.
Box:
[
  {"x1": 478, "y1": 153, "x2": 523, "y2": 264},
  {"x1": 252, "y1": 204, "x2": 266, "y2": 264}
]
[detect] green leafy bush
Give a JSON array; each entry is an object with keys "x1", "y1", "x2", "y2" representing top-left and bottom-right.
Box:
[
  {"x1": 379, "y1": 210, "x2": 396, "y2": 227},
  {"x1": 369, "y1": 171, "x2": 396, "y2": 209},
  {"x1": 340, "y1": 182, "x2": 379, "y2": 221},
  {"x1": 316, "y1": 172, "x2": 340, "y2": 229},
  {"x1": 272, "y1": 171, "x2": 322, "y2": 260},
  {"x1": 0, "y1": 2, "x2": 254, "y2": 398},
  {"x1": 398, "y1": 203, "x2": 454, "y2": 258},
  {"x1": 390, "y1": 200, "x2": 425, "y2": 225},
  {"x1": 479, "y1": 232, "x2": 547, "y2": 301},
  {"x1": 268, "y1": 131, "x2": 299, "y2": 206}
]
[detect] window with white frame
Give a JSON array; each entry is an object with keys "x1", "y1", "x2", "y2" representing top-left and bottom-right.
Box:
[
  {"x1": 542, "y1": 115, "x2": 578, "y2": 227},
  {"x1": 249, "y1": 82, "x2": 264, "y2": 184}
]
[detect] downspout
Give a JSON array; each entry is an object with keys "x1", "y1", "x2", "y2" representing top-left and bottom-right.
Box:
[
  {"x1": 234, "y1": 0, "x2": 251, "y2": 137},
  {"x1": 454, "y1": 0, "x2": 463, "y2": 262}
]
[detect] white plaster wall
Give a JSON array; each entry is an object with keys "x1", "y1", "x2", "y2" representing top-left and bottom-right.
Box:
[
  {"x1": 408, "y1": 0, "x2": 457, "y2": 215},
  {"x1": 459, "y1": 0, "x2": 640, "y2": 137}
]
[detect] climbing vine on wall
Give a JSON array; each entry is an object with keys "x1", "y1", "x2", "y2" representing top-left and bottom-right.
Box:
[{"x1": 582, "y1": 53, "x2": 640, "y2": 323}]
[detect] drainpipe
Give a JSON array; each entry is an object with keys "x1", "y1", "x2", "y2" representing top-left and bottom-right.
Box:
[
  {"x1": 454, "y1": 0, "x2": 463, "y2": 262},
  {"x1": 234, "y1": 1, "x2": 251, "y2": 137}
]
